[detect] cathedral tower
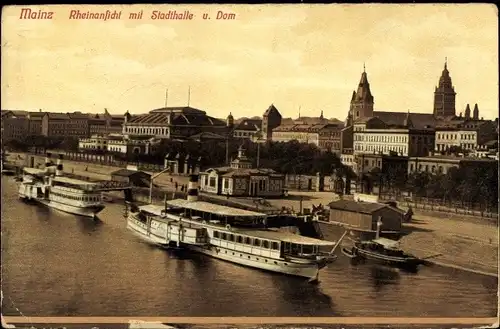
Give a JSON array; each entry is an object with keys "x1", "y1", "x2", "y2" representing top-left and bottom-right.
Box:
[
  {"x1": 433, "y1": 59, "x2": 456, "y2": 118},
  {"x1": 349, "y1": 65, "x2": 374, "y2": 122}
]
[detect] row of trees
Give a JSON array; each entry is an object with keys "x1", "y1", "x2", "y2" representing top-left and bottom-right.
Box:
[
  {"x1": 83, "y1": 138, "x2": 352, "y2": 177},
  {"x1": 5, "y1": 135, "x2": 79, "y2": 152},
  {"x1": 365, "y1": 163, "x2": 498, "y2": 212}
]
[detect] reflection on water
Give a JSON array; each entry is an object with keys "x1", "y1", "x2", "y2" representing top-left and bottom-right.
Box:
[
  {"x1": 1, "y1": 176, "x2": 498, "y2": 317},
  {"x1": 369, "y1": 265, "x2": 400, "y2": 291}
]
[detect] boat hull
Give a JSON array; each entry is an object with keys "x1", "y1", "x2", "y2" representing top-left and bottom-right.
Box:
[
  {"x1": 126, "y1": 218, "x2": 326, "y2": 281},
  {"x1": 19, "y1": 196, "x2": 104, "y2": 218},
  {"x1": 189, "y1": 244, "x2": 322, "y2": 280},
  {"x1": 354, "y1": 248, "x2": 422, "y2": 270}
]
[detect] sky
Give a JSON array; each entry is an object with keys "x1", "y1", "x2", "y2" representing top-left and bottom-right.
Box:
[{"x1": 1, "y1": 4, "x2": 498, "y2": 120}]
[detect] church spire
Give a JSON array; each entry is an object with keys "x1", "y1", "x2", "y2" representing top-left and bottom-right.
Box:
[
  {"x1": 473, "y1": 103, "x2": 479, "y2": 120},
  {"x1": 404, "y1": 109, "x2": 413, "y2": 128},
  {"x1": 350, "y1": 66, "x2": 374, "y2": 121},
  {"x1": 464, "y1": 104, "x2": 471, "y2": 119},
  {"x1": 433, "y1": 59, "x2": 456, "y2": 118}
]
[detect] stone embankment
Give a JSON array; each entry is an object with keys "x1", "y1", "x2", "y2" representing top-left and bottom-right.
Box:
[{"x1": 7, "y1": 152, "x2": 498, "y2": 277}]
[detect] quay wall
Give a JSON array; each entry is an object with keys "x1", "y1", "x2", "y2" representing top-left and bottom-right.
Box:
[
  {"x1": 316, "y1": 220, "x2": 498, "y2": 278},
  {"x1": 7, "y1": 152, "x2": 190, "y2": 188},
  {"x1": 7, "y1": 152, "x2": 498, "y2": 277}
]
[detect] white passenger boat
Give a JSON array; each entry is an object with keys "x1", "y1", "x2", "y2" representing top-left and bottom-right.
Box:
[
  {"x1": 126, "y1": 175, "x2": 345, "y2": 282},
  {"x1": 18, "y1": 153, "x2": 105, "y2": 218}
]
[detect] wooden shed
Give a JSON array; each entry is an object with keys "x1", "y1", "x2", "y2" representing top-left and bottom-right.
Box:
[
  {"x1": 327, "y1": 199, "x2": 405, "y2": 239},
  {"x1": 110, "y1": 169, "x2": 151, "y2": 187}
]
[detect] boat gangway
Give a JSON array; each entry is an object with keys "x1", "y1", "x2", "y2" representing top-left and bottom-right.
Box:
[{"x1": 93, "y1": 180, "x2": 133, "y2": 192}]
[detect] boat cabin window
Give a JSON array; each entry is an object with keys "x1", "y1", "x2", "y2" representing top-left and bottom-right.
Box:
[
  {"x1": 253, "y1": 239, "x2": 261, "y2": 247},
  {"x1": 302, "y1": 245, "x2": 314, "y2": 254},
  {"x1": 271, "y1": 242, "x2": 279, "y2": 250},
  {"x1": 228, "y1": 234, "x2": 235, "y2": 242},
  {"x1": 283, "y1": 243, "x2": 316, "y2": 256},
  {"x1": 236, "y1": 235, "x2": 243, "y2": 243},
  {"x1": 262, "y1": 240, "x2": 270, "y2": 249},
  {"x1": 214, "y1": 231, "x2": 220, "y2": 238},
  {"x1": 244, "y1": 237, "x2": 251, "y2": 245},
  {"x1": 221, "y1": 232, "x2": 227, "y2": 240}
]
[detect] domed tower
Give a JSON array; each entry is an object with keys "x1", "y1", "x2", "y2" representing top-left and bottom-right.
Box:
[
  {"x1": 433, "y1": 58, "x2": 456, "y2": 118},
  {"x1": 226, "y1": 112, "x2": 234, "y2": 127},
  {"x1": 350, "y1": 64, "x2": 374, "y2": 122}
]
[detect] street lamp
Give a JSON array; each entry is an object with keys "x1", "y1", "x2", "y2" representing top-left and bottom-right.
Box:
[
  {"x1": 252, "y1": 130, "x2": 265, "y2": 168},
  {"x1": 149, "y1": 165, "x2": 172, "y2": 204}
]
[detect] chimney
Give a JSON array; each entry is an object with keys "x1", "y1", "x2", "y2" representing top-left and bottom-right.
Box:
[
  {"x1": 56, "y1": 154, "x2": 64, "y2": 176},
  {"x1": 187, "y1": 174, "x2": 199, "y2": 202}
]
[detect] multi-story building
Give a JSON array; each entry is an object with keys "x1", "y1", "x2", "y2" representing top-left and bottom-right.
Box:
[
  {"x1": 1, "y1": 110, "x2": 30, "y2": 142},
  {"x1": 474, "y1": 140, "x2": 498, "y2": 159},
  {"x1": 261, "y1": 104, "x2": 282, "y2": 141},
  {"x1": 434, "y1": 105, "x2": 497, "y2": 153},
  {"x1": 78, "y1": 134, "x2": 111, "y2": 151},
  {"x1": 79, "y1": 133, "x2": 160, "y2": 156},
  {"x1": 233, "y1": 118, "x2": 262, "y2": 139},
  {"x1": 407, "y1": 155, "x2": 497, "y2": 175},
  {"x1": 88, "y1": 109, "x2": 125, "y2": 136},
  {"x1": 41, "y1": 112, "x2": 70, "y2": 137},
  {"x1": 27, "y1": 111, "x2": 45, "y2": 135},
  {"x1": 272, "y1": 119, "x2": 343, "y2": 152},
  {"x1": 67, "y1": 112, "x2": 90, "y2": 138},
  {"x1": 122, "y1": 106, "x2": 229, "y2": 139},
  {"x1": 353, "y1": 115, "x2": 435, "y2": 157}
]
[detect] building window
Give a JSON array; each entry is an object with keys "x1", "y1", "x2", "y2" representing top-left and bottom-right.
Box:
[
  {"x1": 224, "y1": 179, "x2": 229, "y2": 189},
  {"x1": 209, "y1": 177, "x2": 216, "y2": 187}
]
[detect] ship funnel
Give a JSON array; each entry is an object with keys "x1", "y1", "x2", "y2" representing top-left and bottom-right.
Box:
[
  {"x1": 187, "y1": 174, "x2": 199, "y2": 202},
  {"x1": 375, "y1": 216, "x2": 383, "y2": 239},
  {"x1": 45, "y1": 153, "x2": 52, "y2": 168},
  {"x1": 56, "y1": 154, "x2": 64, "y2": 176}
]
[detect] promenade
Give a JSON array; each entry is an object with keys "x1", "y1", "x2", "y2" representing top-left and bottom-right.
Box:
[{"x1": 7, "y1": 152, "x2": 498, "y2": 277}]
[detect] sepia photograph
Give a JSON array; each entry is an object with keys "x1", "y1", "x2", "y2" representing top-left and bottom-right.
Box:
[{"x1": 1, "y1": 3, "x2": 498, "y2": 329}]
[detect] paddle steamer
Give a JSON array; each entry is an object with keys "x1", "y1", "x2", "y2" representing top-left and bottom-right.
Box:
[
  {"x1": 18, "y1": 153, "x2": 105, "y2": 218},
  {"x1": 126, "y1": 175, "x2": 345, "y2": 282}
]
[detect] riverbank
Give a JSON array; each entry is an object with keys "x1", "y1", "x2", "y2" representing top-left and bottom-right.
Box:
[{"x1": 7, "y1": 152, "x2": 498, "y2": 277}]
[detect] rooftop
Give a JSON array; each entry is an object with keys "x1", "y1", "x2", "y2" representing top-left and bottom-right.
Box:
[
  {"x1": 53, "y1": 175, "x2": 99, "y2": 186},
  {"x1": 111, "y1": 169, "x2": 151, "y2": 177},
  {"x1": 234, "y1": 228, "x2": 337, "y2": 246},
  {"x1": 234, "y1": 119, "x2": 262, "y2": 131},
  {"x1": 327, "y1": 199, "x2": 390, "y2": 214},
  {"x1": 273, "y1": 123, "x2": 342, "y2": 133},
  {"x1": 202, "y1": 167, "x2": 282, "y2": 178},
  {"x1": 142, "y1": 199, "x2": 267, "y2": 217},
  {"x1": 373, "y1": 111, "x2": 437, "y2": 129},
  {"x1": 127, "y1": 108, "x2": 226, "y2": 127}
]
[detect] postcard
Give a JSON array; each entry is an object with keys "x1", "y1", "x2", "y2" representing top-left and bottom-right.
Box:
[{"x1": 1, "y1": 3, "x2": 498, "y2": 329}]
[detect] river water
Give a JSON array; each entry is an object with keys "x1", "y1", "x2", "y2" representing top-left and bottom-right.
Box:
[{"x1": 1, "y1": 176, "x2": 497, "y2": 318}]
